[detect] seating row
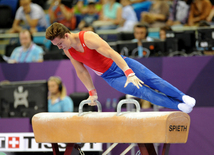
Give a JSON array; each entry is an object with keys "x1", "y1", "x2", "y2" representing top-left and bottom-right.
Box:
[{"x1": 1, "y1": 27, "x2": 214, "y2": 61}]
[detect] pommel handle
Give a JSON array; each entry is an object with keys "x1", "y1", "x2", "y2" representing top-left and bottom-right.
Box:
[
  {"x1": 78, "y1": 100, "x2": 102, "y2": 116},
  {"x1": 117, "y1": 99, "x2": 140, "y2": 116}
]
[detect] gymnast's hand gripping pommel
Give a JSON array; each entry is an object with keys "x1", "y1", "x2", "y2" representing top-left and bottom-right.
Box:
[{"x1": 87, "y1": 88, "x2": 98, "y2": 106}]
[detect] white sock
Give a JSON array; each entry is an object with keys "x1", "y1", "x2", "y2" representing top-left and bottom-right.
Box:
[
  {"x1": 182, "y1": 95, "x2": 196, "y2": 107},
  {"x1": 178, "y1": 103, "x2": 193, "y2": 113}
]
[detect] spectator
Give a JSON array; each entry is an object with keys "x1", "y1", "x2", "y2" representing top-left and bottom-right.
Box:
[
  {"x1": 131, "y1": 0, "x2": 146, "y2": 3},
  {"x1": 140, "y1": 0, "x2": 169, "y2": 28},
  {"x1": 75, "y1": 0, "x2": 100, "y2": 14},
  {"x1": 132, "y1": 23, "x2": 154, "y2": 57},
  {"x1": 206, "y1": 6, "x2": 214, "y2": 22},
  {"x1": 48, "y1": 76, "x2": 74, "y2": 112},
  {"x1": 188, "y1": 0, "x2": 212, "y2": 26},
  {"x1": 78, "y1": 2, "x2": 99, "y2": 30},
  {"x1": 159, "y1": 25, "x2": 172, "y2": 40},
  {"x1": 92, "y1": 0, "x2": 122, "y2": 30},
  {"x1": 9, "y1": 0, "x2": 48, "y2": 33},
  {"x1": 117, "y1": 0, "x2": 138, "y2": 32},
  {"x1": 130, "y1": 0, "x2": 152, "y2": 21},
  {"x1": 48, "y1": 0, "x2": 76, "y2": 30},
  {"x1": 81, "y1": 23, "x2": 95, "y2": 32},
  {"x1": 9, "y1": 29, "x2": 44, "y2": 63},
  {"x1": 166, "y1": 0, "x2": 191, "y2": 26},
  {"x1": 132, "y1": 23, "x2": 154, "y2": 42}
]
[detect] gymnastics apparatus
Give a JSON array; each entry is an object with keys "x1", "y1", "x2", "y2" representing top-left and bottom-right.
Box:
[{"x1": 32, "y1": 99, "x2": 190, "y2": 155}]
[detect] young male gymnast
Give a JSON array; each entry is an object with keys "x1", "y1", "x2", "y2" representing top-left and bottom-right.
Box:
[{"x1": 45, "y1": 22, "x2": 196, "y2": 113}]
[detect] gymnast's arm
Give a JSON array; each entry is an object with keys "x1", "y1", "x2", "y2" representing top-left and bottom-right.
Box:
[
  {"x1": 83, "y1": 31, "x2": 144, "y2": 89},
  {"x1": 64, "y1": 50, "x2": 98, "y2": 105}
]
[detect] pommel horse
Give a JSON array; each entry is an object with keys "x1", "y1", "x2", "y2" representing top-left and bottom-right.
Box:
[{"x1": 32, "y1": 99, "x2": 190, "y2": 155}]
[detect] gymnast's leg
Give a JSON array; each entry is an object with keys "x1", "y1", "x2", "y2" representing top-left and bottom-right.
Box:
[
  {"x1": 103, "y1": 75, "x2": 193, "y2": 113},
  {"x1": 101, "y1": 59, "x2": 194, "y2": 113},
  {"x1": 104, "y1": 75, "x2": 182, "y2": 110},
  {"x1": 124, "y1": 57, "x2": 196, "y2": 107}
]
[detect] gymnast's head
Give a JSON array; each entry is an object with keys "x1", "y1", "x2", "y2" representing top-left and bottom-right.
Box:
[{"x1": 46, "y1": 22, "x2": 71, "y2": 50}]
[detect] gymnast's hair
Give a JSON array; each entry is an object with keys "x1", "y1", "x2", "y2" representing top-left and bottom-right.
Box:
[
  {"x1": 48, "y1": 76, "x2": 67, "y2": 100},
  {"x1": 46, "y1": 22, "x2": 71, "y2": 41}
]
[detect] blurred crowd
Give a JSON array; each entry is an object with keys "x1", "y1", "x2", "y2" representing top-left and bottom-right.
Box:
[{"x1": 1, "y1": 0, "x2": 214, "y2": 34}]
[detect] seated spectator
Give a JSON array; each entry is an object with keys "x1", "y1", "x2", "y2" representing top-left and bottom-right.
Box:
[
  {"x1": 78, "y1": 2, "x2": 99, "y2": 30},
  {"x1": 48, "y1": 76, "x2": 74, "y2": 112},
  {"x1": 130, "y1": 0, "x2": 152, "y2": 21},
  {"x1": 92, "y1": 0, "x2": 122, "y2": 30},
  {"x1": 132, "y1": 23, "x2": 154, "y2": 57},
  {"x1": 75, "y1": 0, "x2": 101, "y2": 14},
  {"x1": 9, "y1": 0, "x2": 48, "y2": 33},
  {"x1": 81, "y1": 23, "x2": 95, "y2": 32},
  {"x1": 140, "y1": 0, "x2": 169, "y2": 28},
  {"x1": 166, "y1": 0, "x2": 191, "y2": 26},
  {"x1": 132, "y1": 23, "x2": 154, "y2": 42},
  {"x1": 9, "y1": 29, "x2": 44, "y2": 63},
  {"x1": 131, "y1": 0, "x2": 146, "y2": 4},
  {"x1": 206, "y1": 6, "x2": 214, "y2": 22},
  {"x1": 48, "y1": 0, "x2": 76, "y2": 30},
  {"x1": 117, "y1": 0, "x2": 138, "y2": 32},
  {"x1": 159, "y1": 25, "x2": 172, "y2": 40},
  {"x1": 188, "y1": 0, "x2": 212, "y2": 26}
]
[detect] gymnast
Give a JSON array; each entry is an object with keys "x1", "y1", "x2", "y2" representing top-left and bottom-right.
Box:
[{"x1": 45, "y1": 22, "x2": 196, "y2": 113}]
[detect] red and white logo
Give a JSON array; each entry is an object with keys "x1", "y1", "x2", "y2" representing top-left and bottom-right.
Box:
[{"x1": 8, "y1": 137, "x2": 20, "y2": 148}]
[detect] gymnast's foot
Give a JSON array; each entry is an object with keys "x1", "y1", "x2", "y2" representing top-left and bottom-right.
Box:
[
  {"x1": 178, "y1": 103, "x2": 193, "y2": 113},
  {"x1": 182, "y1": 95, "x2": 196, "y2": 107}
]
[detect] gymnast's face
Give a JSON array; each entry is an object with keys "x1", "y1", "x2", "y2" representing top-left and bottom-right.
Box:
[
  {"x1": 51, "y1": 33, "x2": 71, "y2": 50},
  {"x1": 48, "y1": 80, "x2": 60, "y2": 95}
]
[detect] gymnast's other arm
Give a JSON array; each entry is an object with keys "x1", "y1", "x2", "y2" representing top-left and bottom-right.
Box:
[
  {"x1": 64, "y1": 50, "x2": 98, "y2": 106},
  {"x1": 83, "y1": 31, "x2": 144, "y2": 89}
]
